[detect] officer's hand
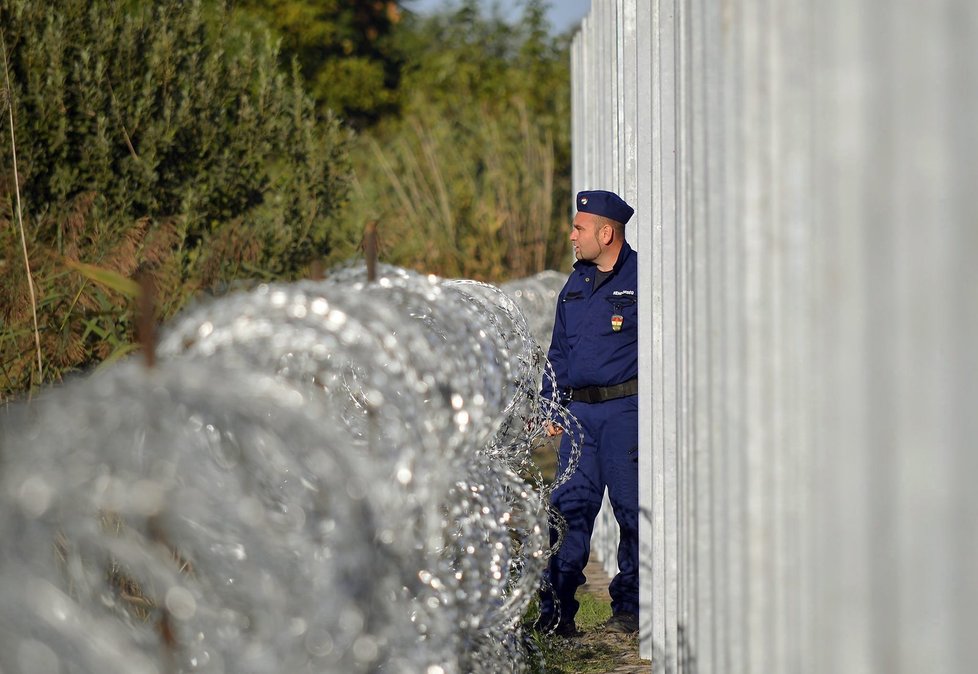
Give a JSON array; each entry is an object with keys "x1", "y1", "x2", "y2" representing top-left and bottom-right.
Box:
[{"x1": 544, "y1": 421, "x2": 563, "y2": 437}]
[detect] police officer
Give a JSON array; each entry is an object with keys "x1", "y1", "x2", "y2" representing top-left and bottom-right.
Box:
[{"x1": 539, "y1": 189, "x2": 639, "y2": 637}]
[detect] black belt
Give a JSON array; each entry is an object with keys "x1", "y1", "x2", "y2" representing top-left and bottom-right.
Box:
[{"x1": 569, "y1": 378, "x2": 638, "y2": 403}]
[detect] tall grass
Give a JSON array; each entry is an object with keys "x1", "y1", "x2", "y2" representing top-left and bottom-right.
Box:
[
  {"x1": 1, "y1": 29, "x2": 42, "y2": 390},
  {"x1": 342, "y1": 97, "x2": 568, "y2": 283}
]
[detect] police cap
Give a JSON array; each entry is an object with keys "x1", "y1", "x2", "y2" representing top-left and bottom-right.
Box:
[{"x1": 576, "y1": 190, "x2": 634, "y2": 225}]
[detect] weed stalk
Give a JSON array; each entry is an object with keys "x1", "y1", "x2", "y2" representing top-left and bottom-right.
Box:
[{"x1": 1, "y1": 29, "x2": 43, "y2": 387}]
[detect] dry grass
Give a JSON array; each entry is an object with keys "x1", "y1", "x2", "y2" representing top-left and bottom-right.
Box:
[
  {"x1": 2, "y1": 28, "x2": 43, "y2": 389},
  {"x1": 527, "y1": 591, "x2": 650, "y2": 674},
  {"x1": 346, "y1": 97, "x2": 564, "y2": 283}
]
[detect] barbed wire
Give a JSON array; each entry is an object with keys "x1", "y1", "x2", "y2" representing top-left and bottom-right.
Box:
[{"x1": 0, "y1": 265, "x2": 577, "y2": 673}]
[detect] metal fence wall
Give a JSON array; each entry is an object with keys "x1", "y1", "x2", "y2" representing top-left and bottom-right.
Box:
[{"x1": 572, "y1": 0, "x2": 977, "y2": 671}]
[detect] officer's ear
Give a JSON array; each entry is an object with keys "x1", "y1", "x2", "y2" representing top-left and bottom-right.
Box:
[{"x1": 600, "y1": 221, "x2": 615, "y2": 245}]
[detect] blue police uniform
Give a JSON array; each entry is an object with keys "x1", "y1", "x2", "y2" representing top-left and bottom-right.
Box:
[{"x1": 540, "y1": 191, "x2": 639, "y2": 631}]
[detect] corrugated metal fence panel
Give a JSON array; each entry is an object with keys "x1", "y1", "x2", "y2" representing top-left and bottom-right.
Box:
[
  {"x1": 632, "y1": 0, "x2": 658, "y2": 664},
  {"x1": 573, "y1": 0, "x2": 978, "y2": 671}
]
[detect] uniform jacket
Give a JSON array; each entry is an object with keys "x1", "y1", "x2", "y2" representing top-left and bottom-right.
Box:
[{"x1": 543, "y1": 241, "x2": 639, "y2": 403}]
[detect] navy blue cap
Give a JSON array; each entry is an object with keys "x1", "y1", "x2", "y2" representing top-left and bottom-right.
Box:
[{"x1": 576, "y1": 190, "x2": 634, "y2": 225}]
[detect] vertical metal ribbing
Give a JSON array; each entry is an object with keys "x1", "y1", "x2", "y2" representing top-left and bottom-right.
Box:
[
  {"x1": 593, "y1": 0, "x2": 604, "y2": 184},
  {"x1": 737, "y1": 1, "x2": 772, "y2": 672},
  {"x1": 571, "y1": 0, "x2": 976, "y2": 671},
  {"x1": 948, "y1": 7, "x2": 978, "y2": 673},
  {"x1": 652, "y1": 0, "x2": 681, "y2": 670},
  {"x1": 650, "y1": 0, "x2": 672, "y2": 664},
  {"x1": 612, "y1": 0, "x2": 622, "y2": 192},
  {"x1": 685, "y1": 0, "x2": 715, "y2": 668},
  {"x1": 675, "y1": 0, "x2": 694, "y2": 666},
  {"x1": 777, "y1": 1, "x2": 815, "y2": 671},
  {"x1": 698, "y1": 0, "x2": 726, "y2": 670},
  {"x1": 860, "y1": 2, "x2": 976, "y2": 673},
  {"x1": 810, "y1": 0, "x2": 875, "y2": 670},
  {"x1": 602, "y1": 0, "x2": 624, "y2": 579},
  {"x1": 717, "y1": 0, "x2": 748, "y2": 667},
  {"x1": 571, "y1": 32, "x2": 582, "y2": 219},
  {"x1": 633, "y1": 0, "x2": 657, "y2": 662},
  {"x1": 620, "y1": 0, "x2": 637, "y2": 208},
  {"x1": 586, "y1": 0, "x2": 621, "y2": 579}
]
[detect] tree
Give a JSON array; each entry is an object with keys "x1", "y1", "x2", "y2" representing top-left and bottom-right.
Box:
[
  {"x1": 230, "y1": 0, "x2": 407, "y2": 128},
  {"x1": 0, "y1": 0, "x2": 351, "y2": 398},
  {"x1": 334, "y1": 0, "x2": 574, "y2": 281}
]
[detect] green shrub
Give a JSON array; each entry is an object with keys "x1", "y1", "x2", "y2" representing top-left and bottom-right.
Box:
[
  {"x1": 230, "y1": 0, "x2": 405, "y2": 128},
  {"x1": 0, "y1": 0, "x2": 351, "y2": 399}
]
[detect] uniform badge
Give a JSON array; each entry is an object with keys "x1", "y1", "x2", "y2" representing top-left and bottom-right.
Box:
[{"x1": 611, "y1": 314, "x2": 623, "y2": 332}]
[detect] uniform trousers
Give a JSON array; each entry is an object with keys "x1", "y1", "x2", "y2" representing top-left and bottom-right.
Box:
[{"x1": 540, "y1": 394, "x2": 640, "y2": 626}]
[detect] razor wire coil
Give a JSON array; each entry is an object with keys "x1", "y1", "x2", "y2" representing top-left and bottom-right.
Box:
[{"x1": 0, "y1": 266, "x2": 575, "y2": 674}]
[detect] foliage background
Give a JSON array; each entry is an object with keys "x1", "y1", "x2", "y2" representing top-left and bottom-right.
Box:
[
  {"x1": 337, "y1": 1, "x2": 572, "y2": 280},
  {"x1": 0, "y1": 0, "x2": 573, "y2": 400}
]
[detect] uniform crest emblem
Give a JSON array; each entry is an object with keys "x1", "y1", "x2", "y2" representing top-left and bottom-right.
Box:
[
  {"x1": 611, "y1": 314, "x2": 623, "y2": 332},
  {"x1": 580, "y1": 197, "x2": 588, "y2": 205}
]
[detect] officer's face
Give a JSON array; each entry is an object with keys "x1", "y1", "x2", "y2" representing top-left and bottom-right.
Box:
[{"x1": 571, "y1": 212, "x2": 605, "y2": 262}]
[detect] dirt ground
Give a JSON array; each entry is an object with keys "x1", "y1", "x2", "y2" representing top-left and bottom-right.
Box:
[{"x1": 567, "y1": 558, "x2": 651, "y2": 674}]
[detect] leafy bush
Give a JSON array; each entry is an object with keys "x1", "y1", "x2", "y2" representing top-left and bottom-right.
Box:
[
  {"x1": 0, "y1": 0, "x2": 351, "y2": 399},
  {"x1": 230, "y1": 0, "x2": 405, "y2": 128}
]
